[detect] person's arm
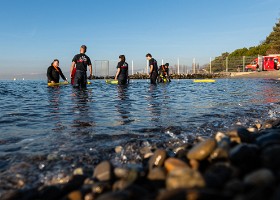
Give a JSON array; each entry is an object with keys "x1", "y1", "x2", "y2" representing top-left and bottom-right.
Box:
[
  {"x1": 115, "y1": 68, "x2": 121, "y2": 80},
  {"x1": 89, "y1": 64, "x2": 93, "y2": 78},
  {"x1": 59, "y1": 68, "x2": 68, "y2": 82},
  {"x1": 70, "y1": 61, "x2": 75, "y2": 79}
]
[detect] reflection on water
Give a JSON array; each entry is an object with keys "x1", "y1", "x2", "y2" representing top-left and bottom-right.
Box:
[{"x1": 115, "y1": 85, "x2": 132, "y2": 125}]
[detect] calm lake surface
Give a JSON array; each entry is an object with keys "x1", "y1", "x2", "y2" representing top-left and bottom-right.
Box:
[{"x1": 1, "y1": 79, "x2": 280, "y2": 194}]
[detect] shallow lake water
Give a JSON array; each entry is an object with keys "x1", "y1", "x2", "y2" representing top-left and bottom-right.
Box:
[{"x1": 1, "y1": 78, "x2": 280, "y2": 195}]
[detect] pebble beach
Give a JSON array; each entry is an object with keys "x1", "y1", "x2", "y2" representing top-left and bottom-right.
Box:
[{"x1": 3, "y1": 118, "x2": 280, "y2": 200}]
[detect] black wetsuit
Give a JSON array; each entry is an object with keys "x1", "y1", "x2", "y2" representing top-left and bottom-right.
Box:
[
  {"x1": 149, "y1": 58, "x2": 158, "y2": 84},
  {"x1": 117, "y1": 61, "x2": 128, "y2": 85},
  {"x1": 47, "y1": 66, "x2": 67, "y2": 83},
  {"x1": 72, "y1": 53, "x2": 92, "y2": 88}
]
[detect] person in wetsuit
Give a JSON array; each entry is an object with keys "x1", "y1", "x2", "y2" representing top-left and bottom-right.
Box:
[
  {"x1": 146, "y1": 53, "x2": 158, "y2": 84},
  {"x1": 70, "y1": 45, "x2": 93, "y2": 88},
  {"x1": 158, "y1": 65, "x2": 166, "y2": 83},
  {"x1": 47, "y1": 59, "x2": 68, "y2": 83},
  {"x1": 114, "y1": 55, "x2": 129, "y2": 85}
]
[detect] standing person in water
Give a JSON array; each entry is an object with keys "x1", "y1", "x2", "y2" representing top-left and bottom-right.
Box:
[
  {"x1": 47, "y1": 59, "x2": 68, "y2": 83},
  {"x1": 70, "y1": 45, "x2": 93, "y2": 88},
  {"x1": 114, "y1": 55, "x2": 129, "y2": 85},
  {"x1": 146, "y1": 53, "x2": 158, "y2": 84}
]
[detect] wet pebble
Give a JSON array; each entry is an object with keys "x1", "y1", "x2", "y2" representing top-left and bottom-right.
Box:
[
  {"x1": 164, "y1": 158, "x2": 189, "y2": 172},
  {"x1": 93, "y1": 161, "x2": 114, "y2": 182},
  {"x1": 166, "y1": 168, "x2": 205, "y2": 189},
  {"x1": 263, "y1": 118, "x2": 280, "y2": 129},
  {"x1": 229, "y1": 144, "x2": 260, "y2": 174},
  {"x1": 187, "y1": 138, "x2": 216, "y2": 161},
  {"x1": 256, "y1": 131, "x2": 280, "y2": 149},
  {"x1": 244, "y1": 168, "x2": 275, "y2": 187},
  {"x1": 260, "y1": 145, "x2": 280, "y2": 170},
  {"x1": 226, "y1": 127, "x2": 255, "y2": 143},
  {"x1": 148, "y1": 149, "x2": 167, "y2": 170}
]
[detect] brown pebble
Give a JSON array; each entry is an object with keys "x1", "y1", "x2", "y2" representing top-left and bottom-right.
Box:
[
  {"x1": 67, "y1": 190, "x2": 82, "y2": 200},
  {"x1": 164, "y1": 158, "x2": 189, "y2": 172},
  {"x1": 187, "y1": 138, "x2": 217, "y2": 161}
]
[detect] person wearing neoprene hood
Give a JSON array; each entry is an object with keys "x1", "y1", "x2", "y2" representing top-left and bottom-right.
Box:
[
  {"x1": 114, "y1": 55, "x2": 129, "y2": 85},
  {"x1": 146, "y1": 53, "x2": 158, "y2": 84},
  {"x1": 70, "y1": 45, "x2": 93, "y2": 88},
  {"x1": 47, "y1": 59, "x2": 68, "y2": 83}
]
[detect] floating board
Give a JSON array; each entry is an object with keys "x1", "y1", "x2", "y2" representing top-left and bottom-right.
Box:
[
  {"x1": 48, "y1": 82, "x2": 69, "y2": 87},
  {"x1": 193, "y1": 79, "x2": 216, "y2": 83},
  {"x1": 105, "y1": 79, "x2": 118, "y2": 84}
]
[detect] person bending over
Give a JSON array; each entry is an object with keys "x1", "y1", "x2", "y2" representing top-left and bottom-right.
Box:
[{"x1": 47, "y1": 59, "x2": 67, "y2": 83}]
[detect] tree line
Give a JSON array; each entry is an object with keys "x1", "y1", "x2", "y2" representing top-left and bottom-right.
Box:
[{"x1": 209, "y1": 17, "x2": 280, "y2": 72}]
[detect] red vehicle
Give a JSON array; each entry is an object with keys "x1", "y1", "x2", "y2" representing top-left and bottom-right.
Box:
[{"x1": 245, "y1": 56, "x2": 280, "y2": 71}]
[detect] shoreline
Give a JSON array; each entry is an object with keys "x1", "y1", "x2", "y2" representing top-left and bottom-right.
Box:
[{"x1": 3, "y1": 118, "x2": 280, "y2": 200}]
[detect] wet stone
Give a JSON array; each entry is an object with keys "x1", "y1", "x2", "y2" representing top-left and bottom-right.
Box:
[
  {"x1": 187, "y1": 138, "x2": 217, "y2": 161},
  {"x1": 256, "y1": 131, "x2": 280, "y2": 149},
  {"x1": 147, "y1": 167, "x2": 167, "y2": 181},
  {"x1": 261, "y1": 145, "x2": 280, "y2": 170},
  {"x1": 263, "y1": 119, "x2": 280, "y2": 129},
  {"x1": 93, "y1": 161, "x2": 114, "y2": 182},
  {"x1": 65, "y1": 190, "x2": 83, "y2": 200},
  {"x1": 244, "y1": 168, "x2": 275, "y2": 187},
  {"x1": 164, "y1": 158, "x2": 189, "y2": 172},
  {"x1": 204, "y1": 162, "x2": 234, "y2": 189},
  {"x1": 209, "y1": 136, "x2": 230, "y2": 161},
  {"x1": 91, "y1": 182, "x2": 112, "y2": 195},
  {"x1": 229, "y1": 144, "x2": 260, "y2": 174},
  {"x1": 226, "y1": 127, "x2": 255, "y2": 143},
  {"x1": 166, "y1": 168, "x2": 205, "y2": 190},
  {"x1": 224, "y1": 179, "x2": 245, "y2": 194},
  {"x1": 114, "y1": 146, "x2": 123, "y2": 154},
  {"x1": 148, "y1": 149, "x2": 167, "y2": 170}
]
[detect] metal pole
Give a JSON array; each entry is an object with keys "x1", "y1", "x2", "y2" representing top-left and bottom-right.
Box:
[
  {"x1": 226, "y1": 57, "x2": 228, "y2": 72},
  {"x1": 177, "y1": 58, "x2": 180, "y2": 74},
  {"x1": 242, "y1": 56, "x2": 245, "y2": 72},
  {"x1": 210, "y1": 57, "x2": 212, "y2": 74},
  {"x1": 132, "y1": 60, "x2": 134, "y2": 75},
  {"x1": 94, "y1": 60, "x2": 97, "y2": 77},
  {"x1": 107, "y1": 61, "x2": 109, "y2": 77},
  {"x1": 193, "y1": 58, "x2": 195, "y2": 73}
]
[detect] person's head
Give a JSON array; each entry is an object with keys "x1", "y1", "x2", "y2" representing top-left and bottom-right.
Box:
[
  {"x1": 51, "y1": 59, "x2": 59, "y2": 67},
  {"x1": 146, "y1": 53, "x2": 152, "y2": 60},
  {"x1": 165, "y1": 63, "x2": 169, "y2": 68},
  {"x1": 119, "y1": 55, "x2": 126, "y2": 62},
  {"x1": 80, "y1": 45, "x2": 87, "y2": 53}
]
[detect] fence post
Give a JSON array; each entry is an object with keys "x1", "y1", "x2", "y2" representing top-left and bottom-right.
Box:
[
  {"x1": 243, "y1": 56, "x2": 245, "y2": 72},
  {"x1": 226, "y1": 57, "x2": 228, "y2": 72},
  {"x1": 177, "y1": 58, "x2": 180, "y2": 75},
  {"x1": 210, "y1": 57, "x2": 212, "y2": 74},
  {"x1": 132, "y1": 60, "x2": 134, "y2": 75}
]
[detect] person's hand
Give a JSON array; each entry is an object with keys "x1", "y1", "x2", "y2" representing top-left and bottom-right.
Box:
[
  {"x1": 88, "y1": 74, "x2": 93, "y2": 80},
  {"x1": 51, "y1": 81, "x2": 55, "y2": 83}
]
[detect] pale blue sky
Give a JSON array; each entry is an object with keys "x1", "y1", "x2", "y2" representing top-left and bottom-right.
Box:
[{"x1": 0, "y1": 0, "x2": 279, "y2": 78}]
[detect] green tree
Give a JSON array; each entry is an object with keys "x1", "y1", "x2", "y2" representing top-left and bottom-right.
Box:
[{"x1": 265, "y1": 18, "x2": 280, "y2": 54}]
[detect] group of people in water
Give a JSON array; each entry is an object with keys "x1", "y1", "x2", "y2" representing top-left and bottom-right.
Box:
[{"x1": 47, "y1": 45, "x2": 171, "y2": 88}]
